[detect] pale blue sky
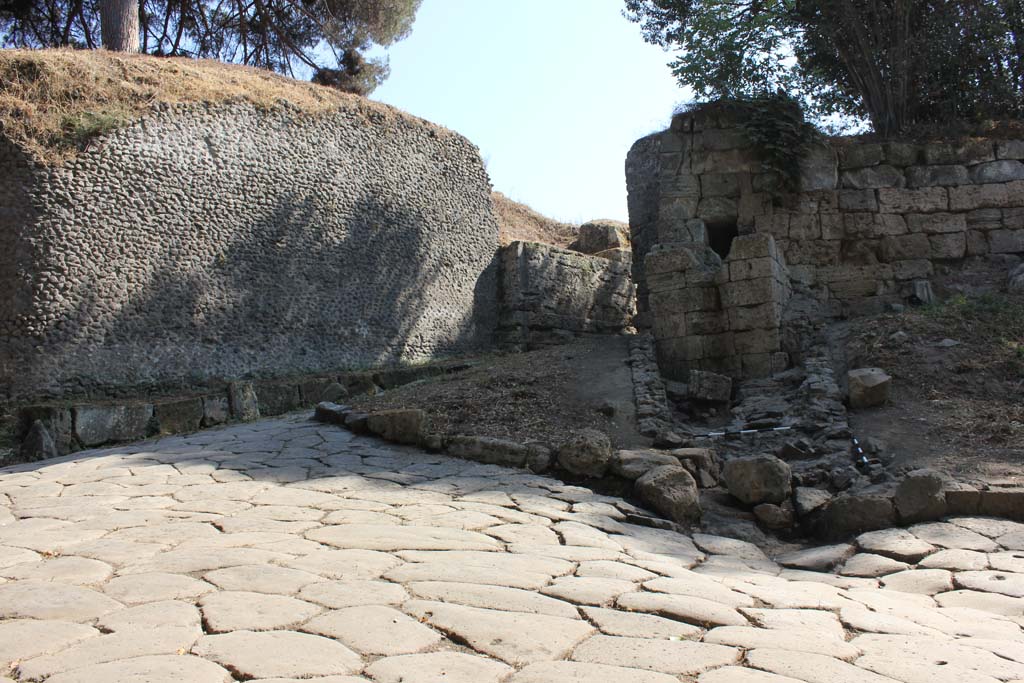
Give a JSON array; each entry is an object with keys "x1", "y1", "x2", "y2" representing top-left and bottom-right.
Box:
[{"x1": 370, "y1": 0, "x2": 690, "y2": 223}]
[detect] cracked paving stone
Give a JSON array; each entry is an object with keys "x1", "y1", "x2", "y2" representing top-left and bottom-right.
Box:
[
  {"x1": 642, "y1": 574, "x2": 756, "y2": 607},
  {"x1": 365, "y1": 652, "x2": 513, "y2": 683},
  {"x1": 41, "y1": 655, "x2": 233, "y2": 683},
  {"x1": 880, "y1": 568, "x2": 954, "y2": 595},
  {"x1": 575, "y1": 560, "x2": 658, "y2": 582},
  {"x1": 540, "y1": 576, "x2": 637, "y2": 606},
  {"x1": 989, "y1": 551, "x2": 1024, "y2": 573},
  {"x1": 407, "y1": 581, "x2": 580, "y2": 618},
  {"x1": 200, "y1": 591, "x2": 322, "y2": 632},
  {"x1": 277, "y1": 548, "x2": 402, "y2": 579},
  {"x1": 617, "y1": 591, "x2": 749, "y2": 627},
  {"x1": 935, "y1": 589, "x2": 1024, "y2": 615},
  {"x1": 580, "y1": 606, "x2": 703, "y2": 639},
  {"x1": 0, "y1": 556, "x2": 113, "y2": 584},
  {"x1": 0, "y1": 580, "x2": 123, "y2": 621},
  {"x1": 0, "y1": 546, "x2": 41, "y2": 569},
  {"x1": 203, "y1": 564, "x2": 324, "y2": 594},
  {"x1": 740, "y1": 608, "x2": 847, "y2": 639},
  {"x1": 704, "y1": 625, "x2": 861, "y2": 660},
  {"x1": 0, "y1": 620, "x2": 99, "y2": 664},
  {"x1": 908, "y1": 522, "x2": 1000, "y2": 553},
  {"x1": 97, "y1": 600, "x2": 201, "y2": 632},
  {"x1": 918, "y1": 549, "x2": 990, "y2": 571},
  {"x1": 856, "y1": 529, "x2": 937, "y2": 563},
  {"x1": 192, "y1": 630, "x2": 362, "y2": 679},
  {"x1": 119, "y1": 547, "x2": 290, "y2": 574},
  {"x1": 15, "y1": 626, "x2": 200, "y2": 680},
  {"x1": 298, "y1": 579, "x2": 409, "y2": 608},
  {"x1": 404, "y1": 599, "x2": 594, "y2": 665},
  {"x1": 306, "y1": 524, "x2": 501, "y2": 551},
  {"x1": 699, "y1": 668, "x2": 806, "y2": 682},
  {"x1": 745, "y1": 648, "x2": 897, "y2": 683},
  {"x1": 102, "y1": 572, "x2": 215, "y2": 604},
  {"x1": 385, "y1": 551, "x2": 573, "y2": 590},
  {"x1": 839, "y1": 605, "x2": 943, "y2": 637},
  {"x1": 852, "y1": 633, "x2": 1024, "y2": 680},
  {"x1": 841, "y1": 553, "x2": 911, "y2": 578},
  {"x1": 572, "y1": 634, "x2": 740, "y2": 676},
  {"x1": 512, "y1": 661, "x2": 680, "y2": 682},
  {"x1": 303, "y1": 604, "x2": 442, "y2": 656}
]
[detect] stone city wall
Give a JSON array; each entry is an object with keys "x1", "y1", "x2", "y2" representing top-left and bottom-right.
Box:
[
  {"x1": 1, "y1": 102, "x2": 499, "y2": 404},
  {"x1": 628, "y1": 112, "x2": 1024, "y2": 319},
  {"x1": 497, "y1": 241, "x2": 636, "y2": 349}
]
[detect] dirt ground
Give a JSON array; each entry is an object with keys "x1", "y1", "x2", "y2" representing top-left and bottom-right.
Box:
[
  {"x1": 351, "y1": 336, "x2": 648, "y2": 449},
  {"x1": 846, "y1": 291, "x2": 1024, "y2": 484}
]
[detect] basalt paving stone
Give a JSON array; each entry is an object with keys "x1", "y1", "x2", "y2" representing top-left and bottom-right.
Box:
[
  {"x1": 403, "y1": 599, "x2": 595, "y2": 666},
  {"x1": 302, "y1": 605, "x2": 443, "y2": 656},
  {"x1": 540, "y1": 576, "x2": 637, "y2": 606},
  {"x1": 879, "y1": 568, "x2": 955, "y2": 595},
  {"x1": 909, "y1": 522, "x2": 1001, "y2": 552},
  {"x1": 365, "y1": 652, "x2": 513, "y2": 683},
  {"x1": 581, "y1": 606, "x2": 703, "y2": 639},
  {"x1": 571, "y1": 634, "x2": 741, "y2": 676},
  {"x1": 699, "y1": 667, "x2": 806, "y2": 682},
  {"x1": 745, "y1": 648, "x2": 898, "y2": 683},
  {"x1": 0, "y1": 620, "x2": 99, "y2": 664},
  {"x1": 407, "y1": 581, "x2": 581, "y2": 618},
  {"x1": 192, "y1": 630, "x2": 362, "y2": 679},
  {"x1": 298, "y1": 578, "x2": 409, "y2": 608},
  {"x1": 616, "y1": 591, "x2": 749, "y2": 627},
  {"x1": 841, "y1": 553, "x2": 912, "y2": 578},
  {"x1": 703, "y1": 625, "x2": 861, "y2": 660},
  {"x1": 102, "y1": 572, "x2": 215, "y2": 604},
  {"x1": 575, "y1": 560, "x2": 659, "y2": 582},
  {"x1": 97, "y1": 600, "x2": 201, "y2": 632},
  {"x1": 41, "y1": 655, "x2": 233, "y2": 683},
  {"x1": 511, "y1": 661, "x2": 680, "y2": 682},
  {"x1": 852, "y1": 633, "x2": 1024, "y2": 680},
  {"x1": 203, "y1": 564, "x2": 325, "y2": 594},
  {"x1": 306, "y1": 524, "x2": 502, "y2": 551},
  {"x1": 0, "y1": 580, "x2": 123, "y2": 621},
  {"x1": 990, "y1": 551, "x2": 1024, "y2": 573},
  {"x1": 278, "y1": 548, "x2": 402, "y2": 579},
  {"x1": 643, "y1": 574, "x2": 757, "y2": 607},
  {"x1": 200, "y1": 591, "x2": 322, "y2": 632},
  {"x1": 856, "y1": 529, "x2": 937, "y2": 563},
  {"x1": 955, "y1": 569, "x2": 1024, "y2": 597},
  {"x1": 0, "y1": 556, "x2": 112, "y2": 584},
  {"x1": 918, "y1": 548, "x2": 991, "y2": 571},
  {"x1": 740, "y1": 608, "x2": 848, "y2": 639}
]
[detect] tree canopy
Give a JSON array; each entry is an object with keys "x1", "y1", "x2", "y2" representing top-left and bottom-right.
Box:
[
  {"x1": 624, "y1": 0, "x2": 1024, "y2": 136},
  {"x1": 0, "y1": 0, "x2": 421, "y2": 94}
]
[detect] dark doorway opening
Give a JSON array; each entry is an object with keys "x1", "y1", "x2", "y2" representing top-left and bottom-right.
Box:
[{"x1": 707, "y1": 219, "x2": 739, "y2": 260}]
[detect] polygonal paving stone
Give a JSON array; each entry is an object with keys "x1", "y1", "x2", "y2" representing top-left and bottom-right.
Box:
[
  {"x1": 0, "y1": 620, "x2": 99, "y2": 664},
  {"x1": 15, "y1": 626, "x2": 200, "y2": 680},
  {"x1": 365, "y1": 652, "x2": 512, "y2": 683},
  {"x1": 581, "y1": 606, "x2": 702, "y2": 639},
  {"x1": 512, "y1": 661, "x2": 680, "y2": 682},
  {"x1": 386, "y1": 554, "x2": 571, "y2": 589},
  {"x1": 949, "y1": 516, "x2": 1024, "y2": 539},
  {"x1": 408, "y1": 581, "x2": 579, "y2": 618},
  {"x1": 838, "y1": 605, "x2": 942, "y2": 637},
  {"x1": 575, "y1": 560, "x2": 658, "y2": 582},
  {"x1": 746, "y1": 647, "x2": 897, "y2": 683},
  {"x1": 0, "y1": 545, "x2": 41, "y2": 569},
  {"x1": 699, "y1": 668, "x2": 806, "y2": 682},
  {"x1": 298, "y1": 579, "x2": 409, "y2": 608},
  {"x1": 304, "y1": 605, "x2": 442, "y2": 655},
  {"x1": 643, "y1": 575, "x2": 756, "y2": 607},
  {"x1": 572, "y1": 634, "x2": 740, "y2": 676},
  {"x1": 955, "y1": 569, "x2": 1024, "y2": 597},
  {"x1": 852, "y1": 633, "x2": 1024, "y2": 680},
  {"x1": 103, "y1": 572, "x2": 215, "y2": 604},
  {"x1": 740, "y1": 608, "x2": 847, "y2": 639},
  {"x1": 841, "y1": 553, "x2": 911, "y2": 578},
  {"x1": 617, "y1": 591, "x2": 748, "y2": 627},
  {"x1": 856, "y1": 653, "x2": 1001, "y2": 683},
  {"x1": 0, "y1": 556, "x2": 113, "y2": 584},
  {"x1": 61, "y1": 539, "x2": 168, "y2": 565},
  {"x1": 776, "y1": 544, "x2": 856, "y2": 572},
  {"x1": 909, "y1": 522, "x2": 1000, "y2": 552},
  {"x1": 307, "y1": 524, "x2": 501, "y2": 551},
  {"x1": 200, "y1": 591, "x2": 322, "y2": 632},
  {"x1": 404, "y1": 599, "x2": 594, "y2": 665},
  {"x1": 486, "y1": 523, "x2": 561, "y2": 545},
  {"x1": 989, "y1": 551, "x2": 1024, "y2": 574},
  {"x1": 541, "y1": 576, "x2": 636, "y2": 606},
  {"x1": 42, "y1": 655, "x2": 233, "y2": 683},
  {"x1": 704, "y1": 625, "x2": 861, "y2": 660},
  {"x1": 918, "y1": 549, "x2": 990, "y2": 571},
  {"x1": 192, "y1": 630, "x2": 362, "y2": 679},
  {"x1": 935, "y1": 589, "x2": 1024, "y2": 616},
  {"x1": 203, "y1": 564, "x2": 324, "y2": 594},
  {"x1": 0, "y1": 580, "x2": 123, "y2": 621},
  {"x1": 856, "y1": 529, "x2": 937, "y2": 562},
  {"x1": 120, "y1": 547, "x2": 290, "y2": 574},
  {"x1": 880, "y1": 568, "x2": 954, "y2": 595},
  {"x1": 97, "y1": 600, "x2": 200, "y2": 632}
]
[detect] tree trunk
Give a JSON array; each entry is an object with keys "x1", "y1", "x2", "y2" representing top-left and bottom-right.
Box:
[{"x1": 100, "y1": 0, "x2": 140, "y2": 52}]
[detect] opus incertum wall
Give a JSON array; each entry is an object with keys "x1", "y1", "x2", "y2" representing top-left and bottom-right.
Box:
[{"x1": 0, "y1": 102, "x2": 499, "y2": 403}]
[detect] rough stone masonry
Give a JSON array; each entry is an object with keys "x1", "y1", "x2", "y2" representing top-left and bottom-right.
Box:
[{"x1": 0, "y1": 102, "x2": 500, "y2": 404}]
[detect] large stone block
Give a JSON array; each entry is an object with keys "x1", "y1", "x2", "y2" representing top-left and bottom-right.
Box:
[
  {"x1": 256, "y1": 382, "x2": 302, "y2": 416},
  {"x1": 733, "y1": 328, "x2": 781, "y2": 354},
  {"x1": 838, "y1": 189, "x2": 879, "y2": 211},
  {"x1": 969, "y1": 160, "x2": 1024, "y2": 184},
  {"x1": 696, "y1": 196, "x2": 739, "y2": 222},
  {"x1": 905, "y1": 165, "x2": 969, "y2": 188},
  {"x1": 847, "y1": 367, "x2": 891, "y2": 408},
  {"x1": 877, "y1": 187, "x2": 948, "y2": 213},
  {"x1": 723, "y1": 455, "x2": 792, "y2": 505},
  {"x1": 557, "y1": 429, "x2": 613, "y2": 477},
  {"x1": 635, "y1": 466, "x2": 702, "y2": 524},
  {"x1": 799, "y1": 145, "x2": 839, "y2": 191},
  {"x1": 577, "y1": 220, "x2": 630, "y2": 254},
  {"x1": 788, "y1": 214, "x2": 821, "y2": 240},
  {"x1": 922, "y1": 140, "x2": 994, "y2": 165},
  {"x1": 892, "y1": 259, "x2": 933, "y2": 280},
  {"x1": 989, "y1": 229, "x2": 1024, "y2": 253},
  {"x1": 906, "y1": 212, "x2": 967, "y2": 234},
  {"x1": 839, "y1": 143, "x2": 883, "y2": 169},
  {"x1": 721, "y1": 278, "x2": 780, "y2": 308},
  {"x1": 685, "y1": 310, "x2": 729, "y2": 335},
  {"x1": 73, "y1": 404, "x2": 155, "y2": 447},
  {"x1": 884, "y1": 142, "x2": 921, "y2": 166},
  {"x1": 728, "y1": 233, "x2": 779, "y2": 261},
  {"x1": 997, "y1": 140, "x2": 1024, "y2": 160},
  {"x1": 949, "y1": 183, "x2": 1010, "y2": 210},
  {"x1": 841, "y1": 165, "x2": 905, "y2": 189},
  {"x1": 688, "y1": 369, "x2": 732, "y2": 402},
  {"x1": 928, "y1": 233, "x2": 967, "y2": 259},
  {"x1": 228, "y1": 382, "x2": 260, "y2": 421},
  {"x1": 728, "y1": 257, "x2": 775, "y2": 281},
  {"x1": 701, "y1": 173, "x2": 741, "y2": 197},
  {"x1": 966, "y1": 208, "x2": 1004, "y2": 231},
  {"x1": 728, "y1": 302, "x2": 780, "y2": 331},
  {"x1": 154, "y1": 398, "x2": 204, "y2": 434},
  {"x1": 880, "y1": 233, "x2": 931, "y2": 261},
  {"x1": 366, "y1": 409, "x2": 425, "y2": 445}
]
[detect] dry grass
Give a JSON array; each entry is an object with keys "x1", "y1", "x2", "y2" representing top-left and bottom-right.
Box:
[
  {"x1": 0, "y1": 48, "x2": 445, "y2": 164},
  {"x1": 491, "y1": 191, "x2": 579, "y2": 248}
]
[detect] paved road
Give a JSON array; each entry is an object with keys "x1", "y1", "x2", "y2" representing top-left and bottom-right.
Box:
[{"x1": 1, "y1": 416, "x2": 1022, "y2": 682}]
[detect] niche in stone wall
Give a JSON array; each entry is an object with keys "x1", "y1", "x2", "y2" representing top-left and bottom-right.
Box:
[{"x1": 707, "y1": 219, "x2": 739, "y2": 260}]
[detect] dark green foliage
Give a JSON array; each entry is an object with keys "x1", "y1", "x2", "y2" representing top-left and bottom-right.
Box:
[
  {"x1": 625, "y1": 0, "x2": 1024, "y2": 136},
  {"x1": 0, "y1": 0, "x2": 422, "y2": 94}
]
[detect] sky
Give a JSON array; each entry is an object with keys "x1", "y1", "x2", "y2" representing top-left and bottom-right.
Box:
[{"x1": 369, "y1": 0, "x2": 691, "y2": 224}]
